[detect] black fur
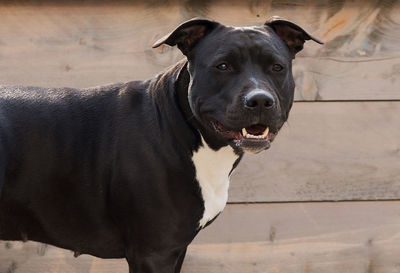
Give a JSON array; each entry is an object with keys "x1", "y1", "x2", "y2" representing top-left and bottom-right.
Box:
[{"x1": 0, "y1": 18, "x2": 321, "y2": 272}]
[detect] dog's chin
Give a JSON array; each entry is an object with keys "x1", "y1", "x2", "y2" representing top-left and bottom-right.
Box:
[
  {"x1": 230, "y1": 138, "x2": 270, "y2": 154},
  {"x1": 208, "y1": 119, "x2": 277, "y2": 154}
]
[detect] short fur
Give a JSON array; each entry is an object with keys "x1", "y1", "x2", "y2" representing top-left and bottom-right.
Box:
[{"x1": 0, "y1": 17, "x2": 321, "y2": 272}]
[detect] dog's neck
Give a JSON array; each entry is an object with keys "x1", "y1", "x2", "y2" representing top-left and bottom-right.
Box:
[{"x1": 173, "y1": 62, "x2": 242, "y2": 229}]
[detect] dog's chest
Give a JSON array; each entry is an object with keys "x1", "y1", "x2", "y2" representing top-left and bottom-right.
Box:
[{"x1": 192, "y1": 141, "x2": 239, "y2": 228}]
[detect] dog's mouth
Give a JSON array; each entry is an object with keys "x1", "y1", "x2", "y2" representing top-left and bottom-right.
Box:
[{"x1": 210, "y1": 120, "x2": 277, "y2": 154}]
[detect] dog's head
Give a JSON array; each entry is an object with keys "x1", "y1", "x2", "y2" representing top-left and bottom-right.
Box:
[{"x1": 153, "y1": 17, "x2": 322, "y2": 154}]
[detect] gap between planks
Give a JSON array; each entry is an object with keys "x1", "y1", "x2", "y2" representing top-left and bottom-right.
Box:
[{"x1": 228, "y1": 198, "x2": 400, "y2": 205}]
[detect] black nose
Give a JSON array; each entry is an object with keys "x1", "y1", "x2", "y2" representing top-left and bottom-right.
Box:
[{"x1": 244, "y1": 90, "x2": 275, "y2": 109}]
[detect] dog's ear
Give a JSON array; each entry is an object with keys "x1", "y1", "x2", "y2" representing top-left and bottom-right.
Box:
[
  {"x1": 265, "y1": 16, "x2": 323, "y2": 59},
  {"x1": 153, "y1": 18, "x2": 220, "y2": 56}
]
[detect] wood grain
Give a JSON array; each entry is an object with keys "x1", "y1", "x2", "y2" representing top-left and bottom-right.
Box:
[
  {"x1": 3, "y1": 241, "x2": 400, "y2": 273},
  {"x1": 229, "y1": 101, "x2": 400, "y2": 202},
  {"x1": 1, "y1": 201, "x2": 400, "y2": 273},
  {"x1": 195, "y1": 201, "x2": 400, "y2": 244},
  {"x1": 0, "y1": 1, "x2": 399, "y2": 100},
  {"x1": 183, "y1": 239, "x2": 400, "y2": 273}
]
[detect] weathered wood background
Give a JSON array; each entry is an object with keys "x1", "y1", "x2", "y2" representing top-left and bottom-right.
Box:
[{"x1": 1, "y1": 0, "x2": 400, "y2": 272}]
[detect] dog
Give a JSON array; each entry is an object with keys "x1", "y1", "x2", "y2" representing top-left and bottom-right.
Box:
[{"x1": 0, "y1": 17, "x2": 322, "y2": 273}]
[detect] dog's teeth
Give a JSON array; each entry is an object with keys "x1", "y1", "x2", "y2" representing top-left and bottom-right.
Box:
[
  {"x1": 248, "y1": 133, "x2": 259, "y2": 139},
  {"x1": 262, "y1": 127, "x2": 270, "y2": 137},
  {"x1": 242, "y1": 127, "x2": 269, "y2": 139}
]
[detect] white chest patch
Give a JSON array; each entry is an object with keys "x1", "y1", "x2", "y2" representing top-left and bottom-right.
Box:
[{"x1": 192, "y1": 139, "x2": 239, "y2": 228}]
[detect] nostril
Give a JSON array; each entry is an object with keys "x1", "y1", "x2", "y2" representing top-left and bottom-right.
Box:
[
  {"x1": 246, "y1": 99, "x2": 258, "y2": 108},
  {"x1": 264, "y1": 97, "x2": 275, "y2": 108}
]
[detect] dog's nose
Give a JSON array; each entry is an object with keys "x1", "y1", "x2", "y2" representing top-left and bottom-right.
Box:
[{"x1": 244, "y1": 90, "x2": 275, "y2": 109}]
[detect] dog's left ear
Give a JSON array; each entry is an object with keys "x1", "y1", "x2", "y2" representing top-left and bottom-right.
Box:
[
  {"x1": 153, "y1": 18, "x2": 220, "y2": 56},
  {"x1": 265, "y1": 16, "x2": 323, "y2": 59}
]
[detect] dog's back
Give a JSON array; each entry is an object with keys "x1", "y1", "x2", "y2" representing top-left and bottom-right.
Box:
[{"x1": 0, "y1": 83, "x2": 123, "y2": 187}]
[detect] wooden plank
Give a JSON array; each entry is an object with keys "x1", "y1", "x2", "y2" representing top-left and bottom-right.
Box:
[
  {"x1": 195, "y1": 201, "x2": 400, "y2": 243},
  {"x1": 0, "y1": 4, "x2": 183, "y2": 87},
  {"x1": 183, "y1": 240, "x2": 400, "y2": 273},
  {"x1": 2, "y1": 240, "x2": 399, "y2": 273},
  {"x1": 229, "y1": 101, "x2": 400, "y2": 202},
  {"x1": 194, "y1": 200, "x2": 400, "y2": 272},
  {"x1": 0, "y1": 1, "x2": 399, "y2": 100},
  {"x1": 1, "y1": 201, "x2": 400, "y2": 272},
  {"x1": 293, "y1": 56, "x2": 400, "y2": 101}
]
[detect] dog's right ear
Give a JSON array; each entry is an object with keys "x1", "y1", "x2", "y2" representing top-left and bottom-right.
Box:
[
  {"x1": 265, "y1": 16, "x2": 323, "y2": 59},
  {"x1": 152, "y1": 18, "x2": 220, "y2": 56}
]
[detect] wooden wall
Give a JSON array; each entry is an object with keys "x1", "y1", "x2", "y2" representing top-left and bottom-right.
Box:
[{"x1": 1, "y1": 1, "x2": 400, "y2": 272}]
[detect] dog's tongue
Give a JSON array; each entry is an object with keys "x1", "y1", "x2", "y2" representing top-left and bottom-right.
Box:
[{"x1": 245, "y1": 124, "x2": 267, "y2": 136}]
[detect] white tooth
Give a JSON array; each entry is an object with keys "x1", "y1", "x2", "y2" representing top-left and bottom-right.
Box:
[
  {"x1": 243, "y1": 129, "x2": 269, "y2": 139},
  {"x1": 262, "y1": 127, "x2": 270, "y2": 137}
]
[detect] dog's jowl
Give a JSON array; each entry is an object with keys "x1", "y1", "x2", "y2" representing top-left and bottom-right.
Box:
[{"x1": 0, "y1": 17, "x2": 322, "y2": 272}]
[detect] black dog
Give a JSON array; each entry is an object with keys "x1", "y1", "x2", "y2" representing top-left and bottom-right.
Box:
[{"x1": 0, "y1": 17, "x2": 321, "y2": 272}]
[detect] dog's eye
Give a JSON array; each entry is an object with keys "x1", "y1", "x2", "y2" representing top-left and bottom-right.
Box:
[
  {"x1": 272, "y1": 64, "x2": 284, "y2": 72},
  {"x1": 216, "y1": 63, "x2": 229, "y2": 71}
]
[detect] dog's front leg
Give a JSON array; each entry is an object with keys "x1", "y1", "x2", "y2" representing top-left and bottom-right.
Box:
[
  {"x1": 174, "y1": 247, "x2": 188, "y2": 273},
  {"x1": 126, "y1": 247, "x2": 188, "y2": 273}
]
